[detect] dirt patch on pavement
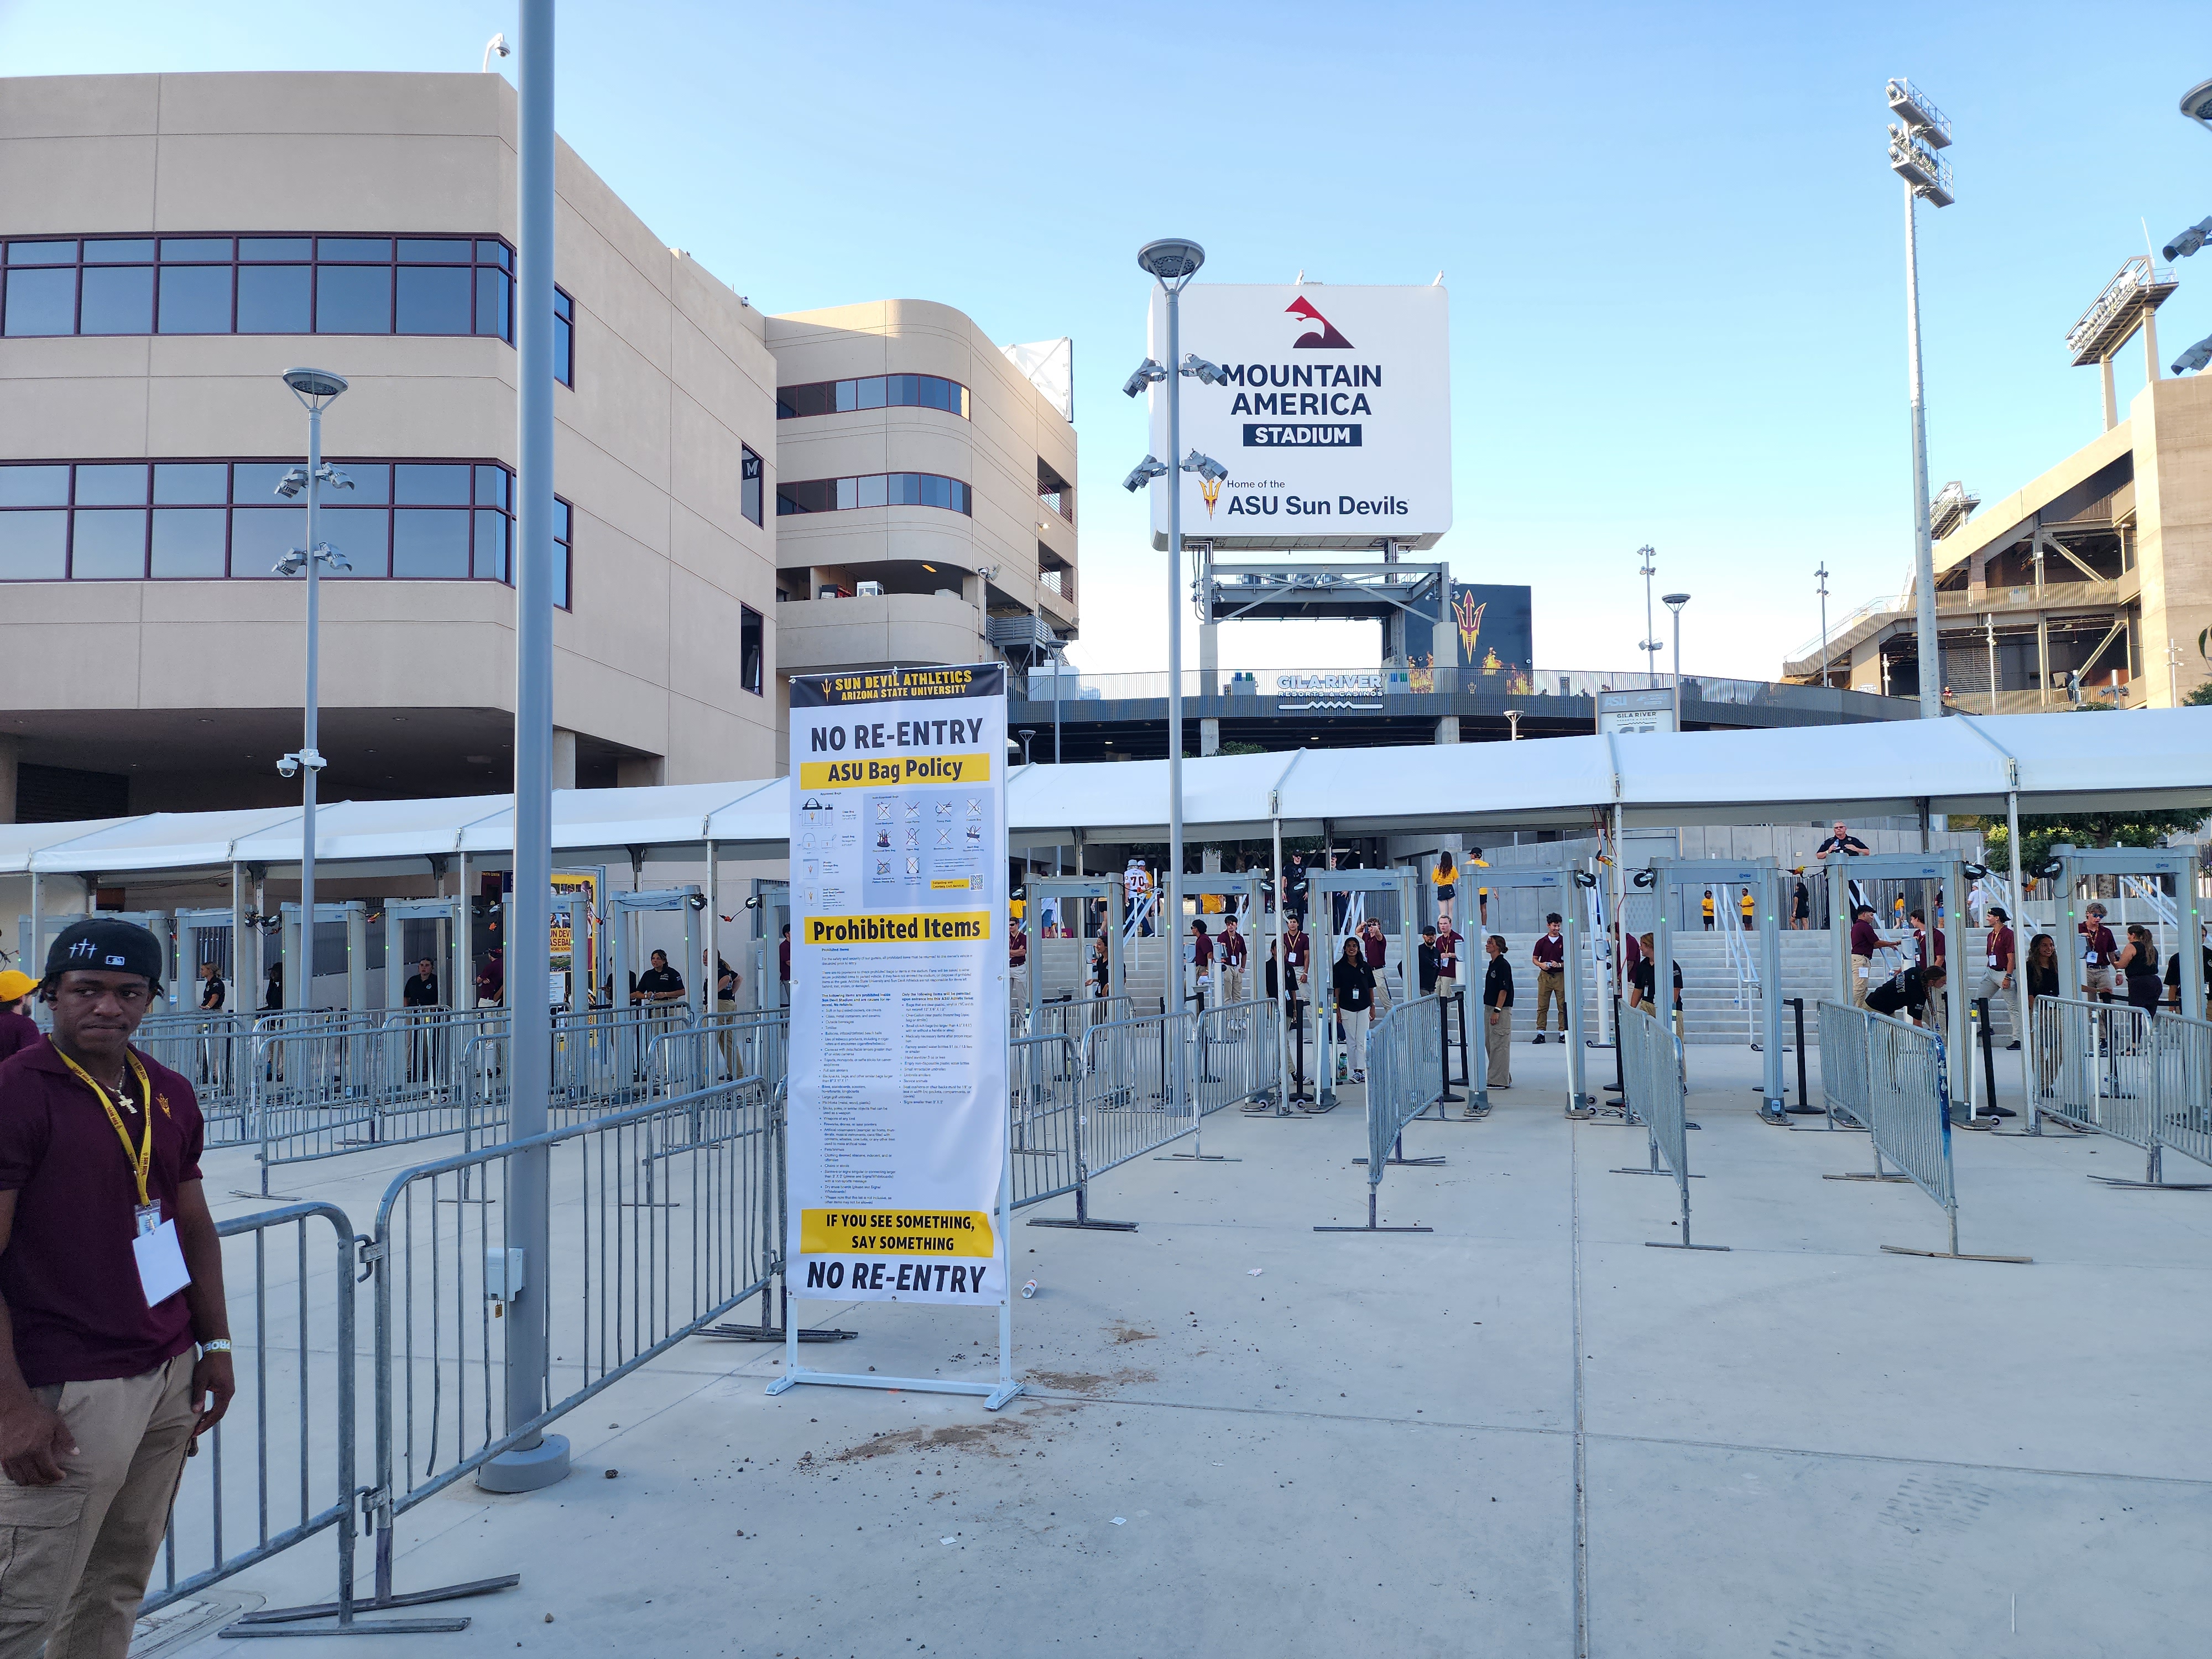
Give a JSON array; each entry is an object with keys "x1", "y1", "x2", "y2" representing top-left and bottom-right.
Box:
[
  {"x1": 1108, "y1": 1323, "x2": 1156, "y2": 1345},
  {"x1": 831, "y1": 1422, "x2": 1030, "y2": 1464},
  {"x1": 1028, "y1": 1368, "x2": 1157, "y2": 1395}
]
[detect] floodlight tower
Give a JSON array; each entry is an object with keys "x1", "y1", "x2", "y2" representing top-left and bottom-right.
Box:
[
  {"x1": 1887, "y1": 77, "x2": 1955, "y2": 720},
  {"x1": 1636, "y1": 545, "x2": 1661, "y2": 689},
  {"x1": 1815, "y1": 562, "x2": 1832, "y2": 688}
]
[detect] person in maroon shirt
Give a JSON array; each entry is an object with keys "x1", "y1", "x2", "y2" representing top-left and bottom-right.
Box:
[
  {"x1": 1188, "y1": 919, "x2": 1213, "y2": 1010},
  {"x1": 778, "y1": 923, "x2": 792, "y2": 1008},
  {"x1": 1433, "y1": 920, "x2": 1462, "y2": 994},
  {"x1": 1360, "y1": 919, "x2": 1391, "y2": 1016},
  {"x1": 0, "y1": 972, "x2": 38, "y2": 1066},
  {"x1": 1217, "y1": 914, "x2": 1249, "y2": 1005},
  {"x1": 0, "y1": 919, "x2": 232, "y2": 1656},
  {"x1": 1848, "y1": 905, "x2": 1881, "y2": 1007},
  {"x1": 1530, "y1": 912, "x2": 1567, "y2": 1042},
  {"x1": 2078, "y1": 902, "x2": 2119, "y2": 1002}
]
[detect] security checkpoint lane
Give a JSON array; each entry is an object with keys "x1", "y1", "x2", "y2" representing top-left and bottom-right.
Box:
[{"x1": 169, "y1": 1043, "x2": 2207, "y2": 1658}]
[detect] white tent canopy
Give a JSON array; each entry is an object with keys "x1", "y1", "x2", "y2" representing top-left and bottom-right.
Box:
[{"x1": 3, "y1": 711, "x2": 2205, "y2": 879}]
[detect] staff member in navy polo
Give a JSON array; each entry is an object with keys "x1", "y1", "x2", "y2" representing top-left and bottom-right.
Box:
[{"x1": 0, "y1": 919, "x2": 232, "y2": 1658}]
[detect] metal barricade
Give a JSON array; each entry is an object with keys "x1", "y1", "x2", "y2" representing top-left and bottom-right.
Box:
[
  {"x1": 1860, "y1": 1010, "x2": 1964, "y2": 1252},
  {"x1": 652, "y1": 1009, "x2": 789, "y2": 1101},
  {"x1": 1317, "y1": 994, "x2": 1444, "y2": 1233},
  {"x1": 133, "y1": 1011, "x2": 252, "y2": 1146},
  {"x1": 253, "y1": 1011, "x2": 503, "y2": 1188},
  {"x1": 1031, "y1": 993, "x2": 1134, "y2": 1047},
  {"x1": 1191, "y1": 997, "x2": 1281, "y2": 1118},
  {"x1": 548, "y1": 1004, "x2": 695, "y2": 1114},
  {"x1": 148, "y1": 1203, "x2": 463, "y2": 1636},
  {"x1": 1818, "y1": 1000, "x2": 1873, "y2": 1129},
  {"x1": 2153, "y1": 1011, "x2": 2212, "y2": 1175},
  {"x1": 1009, "y1": 1032, "x2": 1083, "y2": 1212},
  {"x1": 367, "y1": 1077, "x2": 776, "y2": 1605},
  {"x1": 1619, "y1": 1004, "x2": 1720, "y2": 1249},
  {"x1": 1078, "y1": 1009, "x2": 1199, "y2": 1179}
]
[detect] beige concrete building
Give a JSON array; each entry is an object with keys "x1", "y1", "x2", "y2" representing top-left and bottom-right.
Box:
[
  {"x1": 1784, "y1": 262, "x2": 2212, "y2": 709},
  {"x1": 766, "y1": 301, "x2": 1078, "y2": 765},
  {"x1": 0, "y1": 70, "x2": 782, "y2": 818}
]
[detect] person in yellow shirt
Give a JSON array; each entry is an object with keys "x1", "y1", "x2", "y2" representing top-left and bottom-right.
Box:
[
  {"x1": 1739, "y1": 889, "x2": 1755, "y2": 930},
  {"x1": 1700, "y1": 890, "x2": 1715, "y2": 930}
]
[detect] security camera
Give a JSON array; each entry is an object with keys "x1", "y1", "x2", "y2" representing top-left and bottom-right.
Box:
[
  {"x1": 276, "y1": 755, "x2": 300, "y2": 779},
  {"x1": 274, "y1": 468, "x2": 308, "y2": 499},
  {"x1": 1180, "y1": 353, "x2": 1229, "y2": 386},
  {"x1": 2173, "y1": 332, "x2": 2212, "y2": 375},
  {"x1": 1122, "y1": 358, "x2": 1167, "y2": 398}
]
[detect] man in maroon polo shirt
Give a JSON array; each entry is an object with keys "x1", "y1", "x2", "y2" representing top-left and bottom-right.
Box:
[
  {"x1": 0, "y1": 918, "x2": 233, "y2": 1658},
  {"x1": 1530, "y1": 912, "x2": 1567, "y2": 1042}
]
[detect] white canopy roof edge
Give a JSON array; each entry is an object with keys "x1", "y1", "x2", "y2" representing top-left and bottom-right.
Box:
[{"x1": 2, "y1": 711, "x2": 2204, "y2": 879}]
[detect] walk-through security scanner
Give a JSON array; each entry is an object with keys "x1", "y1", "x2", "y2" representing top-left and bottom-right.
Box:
[
  {"x1": 1462, "y1": 866, "x2": 1595, "y2": 1115},
  {"x1": 279, "y1": 900, "x2": 370, "y2": 1012},
  {"x1": 608, "y1": 888, "x2": 702, "y2": 1010},
  {"x1": 1650, "y1": 859, "x2": 1788, "y2": 1118},
  {"x1": 1306, "y1": 867, "x2": 1418, "y2": 1112},
  {"x1": 1823, "y1": 852, "x2": 1969, "y2": 1113},
  {"x1": 745, "y1": 879, "x2": 789, "y2": 1013},
  {"x1": 1178, "y1": 873, "x2": 1264, "y2": 1012},
  {"x1": 1026, "y1": 877, "x2": 1125, "y2": 1029},
  {"x1": 171, "y1": 909, "x2": 237, "y2": 1010},
  {"x1": 382, "y1": 898, "x2": 465, "y2": 1009},
  {"x1": 2048, "y1": 844, "x2": 2203, "y2": 1014}
]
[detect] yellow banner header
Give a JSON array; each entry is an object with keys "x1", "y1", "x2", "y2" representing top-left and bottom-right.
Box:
[
  {"x1": 800, "y1": 1207, "x2": 995, "y2": 1257},
  {"x1": 797, "y1": 753, "x2": 992, "y2": 791},
  {"x1": 805, "y1": 911, "x2": 989, "y2": 946}
]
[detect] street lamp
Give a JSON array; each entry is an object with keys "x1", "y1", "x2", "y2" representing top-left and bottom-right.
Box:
[
  {"x1": 1130, "y1": 234, "x2": 1206, "y2": 1026},
  {"x1": 1815, "y1": 562, "x2": 1832, "y2": 688},
  {"x1": 274, "y1": 367, "x2": 351, "y2": 1008},
  {"x1": 1637, "y1": 545, "x2": 1661, "y2": 688},
  {"x1": 1018, "y1": 728, "x2": 1035, "y2": 766},
  {"x1": 1504, "y1": 709, "x2": 1522, "y2": 742},
  {"x1": 1887, "y1": 77, "x2": 1956, "y2": 719},
  {"x1": 1662, "y1": 592, "x2": 1690, "y2": 732}
]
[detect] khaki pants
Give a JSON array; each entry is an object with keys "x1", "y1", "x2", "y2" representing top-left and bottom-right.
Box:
[
  {"x1": 1218, "y1": 966, "x2": 1245, "y2": 1005},
  {"x1": 1368, "y1": 967, "x2": 1389, "y2": 1017},
  {"x1": 1339, "y1": 1008, "x2": 1369, "y2": 1076},
  {"x1": 0, "y1": 1350, "x2": 196, "y2": 1659},
  {"x1": 1534, "y1": 968, "x2": 1564, "y2": 1032},
  {"x1": 1485, "y1": 1004, "x2": 1513, "y2": 1086},
  {"x1": 1850, "y1": 954, "x2": 1872, "y2": 1008}
]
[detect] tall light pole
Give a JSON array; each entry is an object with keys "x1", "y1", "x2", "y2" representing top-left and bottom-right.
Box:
[
  {"x1": 479, "y1": 0, "x2": 568, "y2": 1495},
  {"x1": 274, "y1": 369, "x2": 352, "y2": 1009},
  {"x1": 1815, "y1": 562, "x2": 1832, "y2": 688},
  {"x1": 1125, "y1": 238, "x2": 1225, "y2": 1029},
  {"x1": 1662, "y1": 593, "x2": 1690, "y2": 732},
  {"x1": 1637, "y1": 545, "x2": 1660, "y2": 688},
  {"x1": 1887, "y1": 78, "x2": 1956, "y2": 719}
]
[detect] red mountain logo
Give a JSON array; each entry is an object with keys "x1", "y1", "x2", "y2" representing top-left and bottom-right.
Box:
[{"x1": 1285, "y1": 296, "x2": 1354, "y2": 349}]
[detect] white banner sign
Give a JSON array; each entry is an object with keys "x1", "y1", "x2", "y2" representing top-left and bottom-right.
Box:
[
  {"x1": 786, "y1": 665, "x2": 1009, "y2": 1306},
  {"x1": 1149, "y1": 282, "x2": 1452, "y2": 550}
]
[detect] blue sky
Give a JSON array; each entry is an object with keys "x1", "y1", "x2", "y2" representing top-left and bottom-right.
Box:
[{"x1": 5, "y1": 1, "x2": 2210, "y2": 680}]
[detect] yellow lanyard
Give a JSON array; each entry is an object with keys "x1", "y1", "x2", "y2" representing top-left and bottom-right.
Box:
[{"x1": 55, "y1": 1048, "x2": 156, "y2": 1209}]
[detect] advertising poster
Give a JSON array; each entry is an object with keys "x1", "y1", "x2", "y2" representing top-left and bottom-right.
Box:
[
  {"x1": 786, "y1": 665, "x2": 1009, "y2": 1306},
  {"x1": 1147, "y1": 282, "x2": 1452, "y2": 550},
  {"x1": 549, "y1": 868, "x2": 602, "y2": 1007}
]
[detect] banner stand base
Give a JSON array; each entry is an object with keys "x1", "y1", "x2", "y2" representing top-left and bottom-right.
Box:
[
  {"x1": 1027, "y1": 1215, "x2": 1139, "y2": 1231},
  {"x1": 1646, "y1": 1239, "x2": 1730, "y2": 1251},
  {"x1": 1612, "y1": 1167, "x2": 1700, "y2": 1177},
  {"x1": 2085, "y1": 1175, "x2": 2212, "y2": 1191},
  {"x1": 1824, "y1": 1171, "x2": 1913, "y2": 1183},
  {"x1": 703, "y1": 1323, "x2": 858, "y2": 1343},
  {"x1": 1158, "y1": 1152, "x2": 1241, "y2": 1162},
  {"x1": 768, "y1": 1370, "x2": 1025, "y2": 1411},
  {"x1": 1880, "y1": 1244, "x2": 2033, "y2": 1264}
]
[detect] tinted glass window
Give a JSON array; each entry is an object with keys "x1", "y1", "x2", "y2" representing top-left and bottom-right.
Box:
[
  {"x1": 228, "y1": 508, "x2": 295, "y2": 577},
  {"x1": 474, "y1": 465, "x2": 510, "y2": 508},
  {"x1": 0, "y1": 512, "x2": 68, "y2": 579},
  {"x1": 7, "y1": 241, "x2": 75, "y2": 265},
  {"x1": 233, "y1": 463, "x2": 298, "y2": 501},
  {"x1": 71, "y1": 509, "x2": 147, "y2": 577},
  {"x1": 83, "y1": 239, "x2": 154, "y2": 264},
  {"x1": 317, "y1": 238, "x2": 390, "y2": 262},
  {"x1": 473, "y1": 510, "x2": 508, "y2": 581},
  {"x1": 740, "y1": 606, "x2": 763, "y2": 695},
  {"x1": 553, "y1": 308, "x2": 572, "y2": 385},
  {"x1": 4, "y1": 267, "x2": 75, "y2": 335},
  {"x1": 399, "y1": 239, "x2": 472, "y2": 263},
  {"x1": 476, "y1": 240, "x2": 512, "y2": 269},
  {"x1": 396, "y1": 264, "x2": 471, "y2": 334},
  {"x1": 159, "y1": 238, "x2": 231, "y2": 262},
  {"x1": 338, "y1": 463, "x2": 389, "y2": 504},
  {"x1": 321, "y1": 504, "x2": 389, "y2": 577},
  {"x1": 740, "y1": 446, "x2": 763, "y2": 525},
  {"x1": 392, "y1": 509, "x2": 470, "y2": 578},
  {"x1": 395, "y1": 464, "x2": 471, "y2": 505},
  {"x1": 0, "y1": 467, "x2": 69, "y2": 507},
  {"x1": 474, "y1": 267, "x2": 510, "y2": 338},
  {"x1": 75, "y1": 465, "x2": 147, "y2": 505},
  {"x1": 78, "y1": 265, "x2": 153, "y2": 334},
  {"x1": 316, "y1": 264, "x2": 391, "y2": 332},
  {"x1": 153, "y1": 463, "x2": 228, "y2": 504},
  {"x1": 238, "y1": 237, "x2": 312, "y2": 261},
  {"x1": 149, "y1": 508, "x2": 228, "y2": 578},
  {"x1": 237, "y1": 264, "x2": 311, "y2": 333},
  {"x1": 158, "y1": 264, "x2": 232, "y2": 332}
]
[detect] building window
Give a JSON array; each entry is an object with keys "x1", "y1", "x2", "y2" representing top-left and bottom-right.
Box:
[
  {"x1": 0, "y1": 235, "x2": 573, "y2": 384},
  {"x1": 775, "y1": 472, "x2": 972, "y2": 517},
  {"x1": 740, "y1": 605, "x2": 764, "y2": 695},
  {"x1": 740, "y1": 445, "x2": 763, "y2": 526},
  {"x1": 776, "y1": 374, "x2": 970, "y2": 420},
  {"x1": 0, "y1": 457, "x2": 571, "y2": 607},
  {"x1": 1037, "y1": 457, "x2": 1074, "y2": 525}
]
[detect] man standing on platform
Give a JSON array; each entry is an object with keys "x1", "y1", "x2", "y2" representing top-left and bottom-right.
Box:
[{"x1": 1530, "y1": 912, "x2": 1566, "y2": 1044}]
